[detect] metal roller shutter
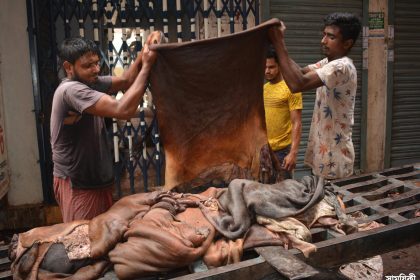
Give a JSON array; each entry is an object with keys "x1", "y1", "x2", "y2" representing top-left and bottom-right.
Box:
[
  {"x1": 268, "y1": 0, "x2": 363, "y2": 177},
  {"x1": 391, "y1": 1, "x2": 420, "y2": 166}
]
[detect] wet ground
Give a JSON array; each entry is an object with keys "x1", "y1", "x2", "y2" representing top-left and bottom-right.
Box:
[{"x1": 382, "y1": 243, "x2": 420, "y2": 277}]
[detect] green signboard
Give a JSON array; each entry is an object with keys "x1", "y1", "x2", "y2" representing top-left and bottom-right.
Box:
[{"x1": 369, "y1": 12, "x2": 385, "y2": 37}]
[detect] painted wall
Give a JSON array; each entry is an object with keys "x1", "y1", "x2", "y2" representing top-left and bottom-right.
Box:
[
  {"x1": 0, "y1": 63, "x2": 10, "y2": 201},
  {"x1": 365, "y1": 0, "x2": 388, "y2": 172},
  {"x1": 0, "y1": 0, "x2": 43, "y2": 205}
]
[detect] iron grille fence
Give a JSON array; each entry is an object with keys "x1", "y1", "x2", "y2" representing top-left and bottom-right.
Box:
[{"x1": 27, "y1": 0, "x2": 260, "y2": 201}]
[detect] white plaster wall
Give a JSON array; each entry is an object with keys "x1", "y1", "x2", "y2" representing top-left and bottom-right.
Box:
[{"x1": 0, "y1": 0, "x2": 43, "y2": 205}]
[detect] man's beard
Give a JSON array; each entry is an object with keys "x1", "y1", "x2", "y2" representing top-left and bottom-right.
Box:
[
  {"x1": 72, "y1": 71, "x2": 97, "y2": 86},
  {"x1": 321, "y1": 45, "x2": 329, "y2": 56},
  {"x1": 265, "y1": 75, "x2": 275, "y2": 82}
]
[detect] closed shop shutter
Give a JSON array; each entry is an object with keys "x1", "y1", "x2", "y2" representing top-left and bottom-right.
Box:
[
  {"x1": 268, "y1": 0, "x2": 363, "y2": 177},
  {"x1": 391, "y1": 1, "x2": 420, "y2": 166}
]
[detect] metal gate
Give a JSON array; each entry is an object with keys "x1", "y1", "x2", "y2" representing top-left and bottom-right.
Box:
[
  {"x1": 266, "y1": 0, "x2": 364, "y2": 178},
  {"x1": 26, "y1": 0, "x2": 260, "y2": 202},
  {"x1": 391, "y1": 1, "x2": 420, "y2": 167}
]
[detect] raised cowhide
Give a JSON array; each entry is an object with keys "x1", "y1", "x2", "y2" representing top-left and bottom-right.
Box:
[{"x1": 149, "y1": 19, "x2": 282, "y2": 192}]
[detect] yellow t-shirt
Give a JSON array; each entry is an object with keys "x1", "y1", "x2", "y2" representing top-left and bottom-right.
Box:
[{"x1": 263, "y1": 80, "x2": 303, "y2": 151}]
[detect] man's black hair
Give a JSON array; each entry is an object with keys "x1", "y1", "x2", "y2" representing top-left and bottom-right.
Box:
[
  {"x1": 266, "y1": 46, "x2": 279, "y2": 63},
  {"x1": 324, "y1": 12, "x2": 361, "y2": 43},
  {"x1": 58, "y1": 37, "x2": 100, "y2": 65}
]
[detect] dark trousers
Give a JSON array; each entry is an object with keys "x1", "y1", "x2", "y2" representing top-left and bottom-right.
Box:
[{"x1": 273, "y1": 145, "x2": 293, "y2": 179}]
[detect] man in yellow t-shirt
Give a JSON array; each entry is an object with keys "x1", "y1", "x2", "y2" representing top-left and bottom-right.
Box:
[{"x1": 264, "y1": 49, "x2": 302, "y2": 178}]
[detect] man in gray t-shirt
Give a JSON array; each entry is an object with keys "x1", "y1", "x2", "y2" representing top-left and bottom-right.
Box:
[
  {"x1": 51, "y1": 33, "x2": 160, "y2": 222},
  {"x1": 51, "y1": 77, "x2": 114, "y2": 190}
]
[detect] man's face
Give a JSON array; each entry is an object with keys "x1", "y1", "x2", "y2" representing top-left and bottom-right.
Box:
[
  {"x1": 67, "y1": 52, "x2": 100, "y2": 85},
  {"x1": 321, "y1": 25, "x2": 352, "y2": 60},
  {"x1": 265, "y1": 58, "x2": 280, "y2": 82}
]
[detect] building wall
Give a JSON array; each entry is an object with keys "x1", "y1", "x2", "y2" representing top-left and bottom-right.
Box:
[
  {"x1": 0, "y1": 0, "x2": 43, "y2": 205},
  {"x1": 365, "y1": 0, "x2": 388, "y2": 172}
]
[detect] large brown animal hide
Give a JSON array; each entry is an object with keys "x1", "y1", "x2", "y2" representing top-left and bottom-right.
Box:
[
  {"x1": 108, "y1": 193, "x2": 216, "y2": 279},
  {"x1": 149, "y1": 19, "x2": 282, "y2": 191}
]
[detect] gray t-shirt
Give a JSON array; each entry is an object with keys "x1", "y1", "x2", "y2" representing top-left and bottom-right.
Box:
[{"x1": 50, "y1": 76, "x2": 114, "y2": 189}]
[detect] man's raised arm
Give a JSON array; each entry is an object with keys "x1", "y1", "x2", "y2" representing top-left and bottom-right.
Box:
[
  {"x1": 85, "y1": 43, "x2": 157, "y2": 120},
  {"x1": 268, "y1": 22, "x2": 323, "y2": 93}
]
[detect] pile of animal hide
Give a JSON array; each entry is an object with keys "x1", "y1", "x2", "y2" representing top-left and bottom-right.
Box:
[{"x1": 9, "y1": 176, "x2": 358, "y2": 280}]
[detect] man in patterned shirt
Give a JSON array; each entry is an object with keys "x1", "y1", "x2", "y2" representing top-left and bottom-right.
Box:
[
  {"x1": 269, "y1": 12, "x2": 361, "y2": 180},
  {"x1": 264, "y1": 48, "x2": 302, "y2": 179}
]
